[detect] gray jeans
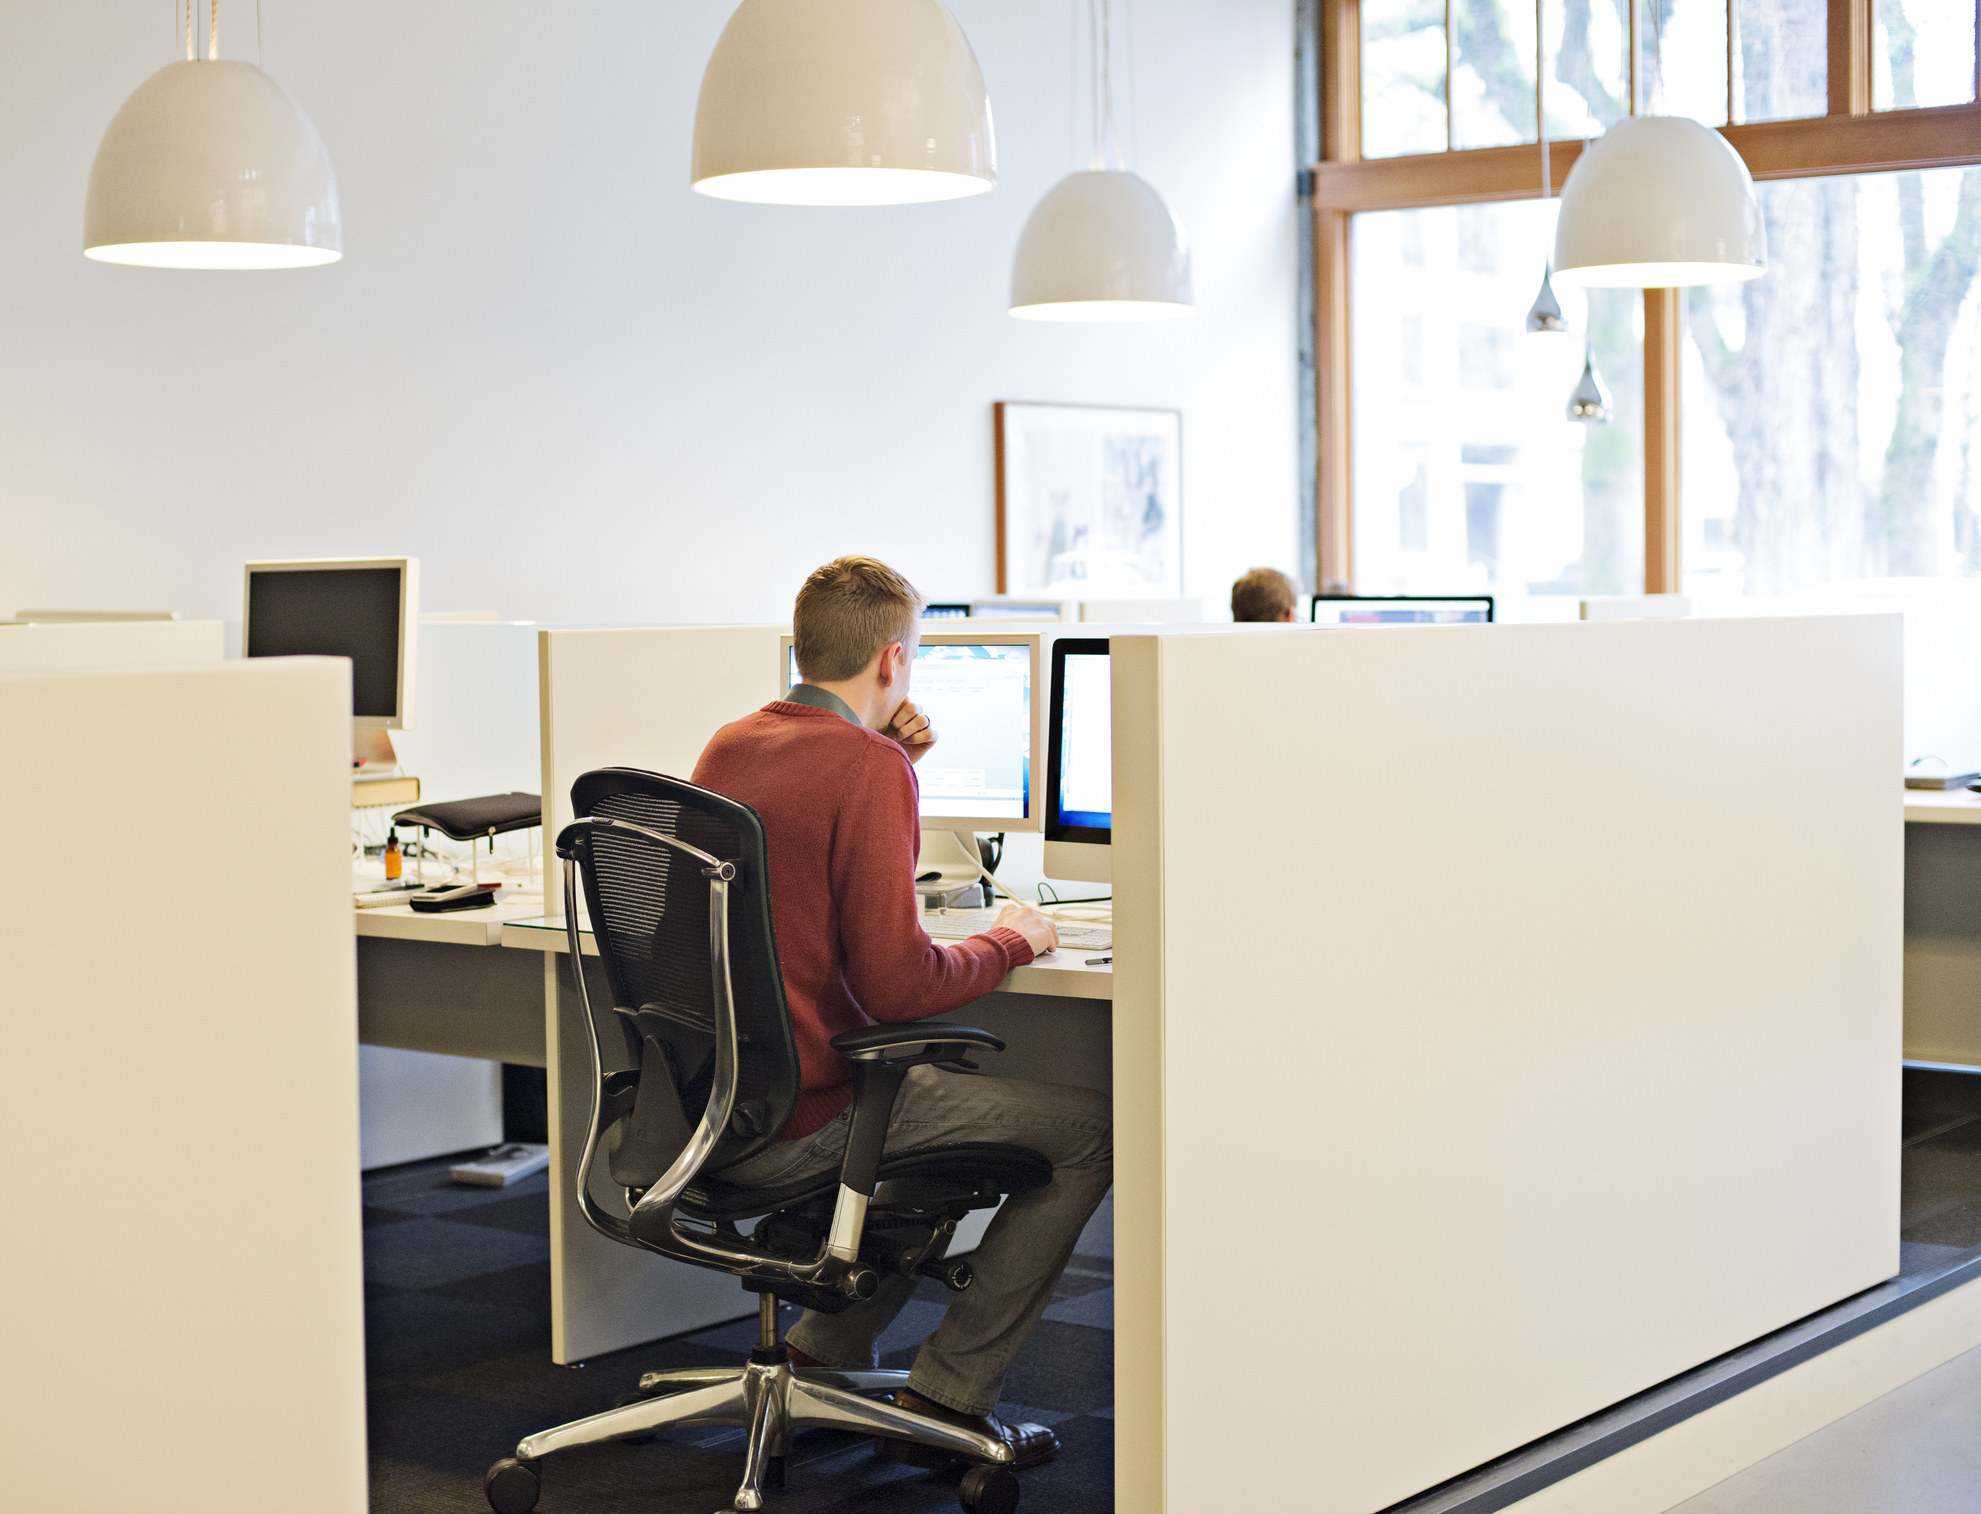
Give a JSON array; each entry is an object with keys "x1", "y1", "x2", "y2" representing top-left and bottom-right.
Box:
[{"x1": 718, "y1": 1065, "x2": 1112, "y2": 1416}]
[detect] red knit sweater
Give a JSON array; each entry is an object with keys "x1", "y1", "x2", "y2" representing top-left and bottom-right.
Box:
[{"x1": 692, "y1": 700, "x2": 1035, "y2": 1138}]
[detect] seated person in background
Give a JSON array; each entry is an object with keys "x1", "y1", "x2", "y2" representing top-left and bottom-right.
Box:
[
  {"x1": 692, "y1": 555, "x2": 1112, "y2": 1471},
  {"x1": 1231, "y1": 565, "x2": 1300, "y2": 622}
]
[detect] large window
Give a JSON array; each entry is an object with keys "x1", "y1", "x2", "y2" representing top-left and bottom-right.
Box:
[
  {"x1": 1682, "y1": 167, "x2": 1981, "y2": 595},
  {"x1": 1313, "y1": 0, "x2": 1981, "y2": 605},
  {"x1": 1353, "y1": 200, "x2": 1644, "y2": 594}
]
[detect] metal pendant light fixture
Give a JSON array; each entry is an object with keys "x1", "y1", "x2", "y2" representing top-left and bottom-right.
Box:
[
  {"x1": 84, "y1": 1, "x2": 341, "y2": 269},
  {"x1": 1008, "y1": 0, "x2": 1192, "y2": 321},
  {"x1": 692, "y1": 0, "x2": 995, "y2": 206},
  {"x1": 1552, "y1": 0, "x2": 1765, "y2": 287},
  {"x1": 1524, "y1": 0, "x2": 1568, "y2": 334},
  {"x1": 1567, "y1": 346, "x2": 1613, "y2": 423}
]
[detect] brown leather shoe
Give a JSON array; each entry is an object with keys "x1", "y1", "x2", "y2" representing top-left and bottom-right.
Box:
[
  {"x1": 782, "y1": 1343, "x2": 836, "y2": 1374},
  {"x1": 879, "y1": 1387, "x2": 1059, "y2": 1471}
]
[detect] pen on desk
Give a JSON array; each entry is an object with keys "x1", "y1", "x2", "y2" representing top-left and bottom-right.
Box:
[{"x1": 1086, "y1": 955, "x2": 1112, "y2": 966}]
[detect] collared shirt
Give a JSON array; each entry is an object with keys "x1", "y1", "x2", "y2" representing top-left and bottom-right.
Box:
[{"x1": 782, "y1": 681, "x2": 864, "y2": 728}]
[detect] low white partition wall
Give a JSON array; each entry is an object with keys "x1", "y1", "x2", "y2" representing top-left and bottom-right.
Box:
[
  {"x1": 0, "y1": 617, "x2": 223, "y2": 672},
  {"x1": 538, "y1": 625, "x2": 784, "y2": 907},
  {"x1": 1110, "y1": 616, "x2": 1902, "y2": 1514},
  {"x1": 534, "y1": 624, "x2": 785, "y2": 1360},
  {"x1": 2, "y1": 657, "x2": 364, "y2": 1513}
]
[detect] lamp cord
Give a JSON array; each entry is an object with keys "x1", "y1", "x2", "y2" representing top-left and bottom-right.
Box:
[
  {"x1": 183, "y1": 0, "x2": 193, "y2": 61},
  {"x1": 208, "y1": 0, "x2": 218, "y2": 61},
  {"x1": 1086, "y1": 0, "x2": 1127, "y2": 172}
]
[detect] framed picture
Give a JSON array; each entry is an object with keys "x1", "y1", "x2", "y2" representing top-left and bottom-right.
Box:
[{"x1": 994, "y1": 401, "x2": 1183, "y2": 597}]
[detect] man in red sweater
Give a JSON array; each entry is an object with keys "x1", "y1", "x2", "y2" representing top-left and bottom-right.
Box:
[{"x1": 694, "y1": 556, "x2": 1112, "y2": 1470}]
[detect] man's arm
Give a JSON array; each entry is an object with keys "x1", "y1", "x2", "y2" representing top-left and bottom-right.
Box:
[{"x1": 832, "y1": 742, "x2": 1041, "y2": 1021}]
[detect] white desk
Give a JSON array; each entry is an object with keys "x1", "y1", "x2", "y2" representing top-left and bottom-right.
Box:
[
  {"x1": 1904, "y1": 786, "x2": 1981, "y2": 824},
  {"x1": 355, "y1": 906, "x2": 1110, "y2": 1363}
]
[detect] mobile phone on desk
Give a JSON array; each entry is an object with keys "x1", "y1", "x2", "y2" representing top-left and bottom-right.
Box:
[{"x1": 409, "y1": 882, "x2": 501, "y2": 913}]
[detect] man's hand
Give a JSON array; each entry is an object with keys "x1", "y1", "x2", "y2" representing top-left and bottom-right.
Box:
[
  {"x1": 886, "y1": 700, "x2": 937, "y2": 764},
  {"x1": 994, "y1": 902, "x2": 1059, "y2": 957}
]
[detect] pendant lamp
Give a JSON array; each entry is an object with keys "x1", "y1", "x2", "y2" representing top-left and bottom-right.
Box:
[
  {"x1": 1008, "y1": 0, "x2": 1192, "y2": 321},
  {"x1": 692, "y1": 0, "x2": 995, "y2": 206},
  {"x1": 1551, "y1": 0, "x2": 1763, "y2": 288},
  {"x1": 1567, "y1": 347, "x2": 1613, "y2": 423},
  {"x1": 84, "y1": 4, "x2": 340, "y2": 269},
  {"x1": 1523, "y1": 0, "x2": 1568, "y2": 334}
]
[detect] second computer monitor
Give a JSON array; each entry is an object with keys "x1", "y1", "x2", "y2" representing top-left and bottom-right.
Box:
[
  {"x1": 1311, "y1": 594, "x2": 1494, "y2": 625},
  {"x1": 243, "y1": 557, "x2": 418, "y2": 727},
  {"x1": 1044, "y1": 637, "x2": 1111, "y2": 883},
  {"x1": 780, "y1": 630, "x2": 1042, "y2": 833}
]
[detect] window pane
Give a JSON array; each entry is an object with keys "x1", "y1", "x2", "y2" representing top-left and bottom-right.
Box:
[
  {"x1": 1874, "y1": 0, "x2": 1979, "y2": 109},
  {"x1": 1454, "y1": 0, "x2": 1539, "y2": 147},
  {"x1": 1363, "y1": 0, "x2": 1450, "y2": 156},
  {"x1": 1730, "y1": 0, "x2": 1829, "y2": 122},
  {"x1": 1543, "y1": 0, "x2": 1631, "y2": 136},
  {"x1": 1353, "y1": 201, "x2": 1645, "y2": 599},
  {"x1": 1681, "y1": 168, "x2": 1981, "y2": 596},
  {"x1": 1642, "y1": 0, "x2": 1731, "y2": 124}
]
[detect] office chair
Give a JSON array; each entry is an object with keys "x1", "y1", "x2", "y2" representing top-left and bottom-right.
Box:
[{"x1": 484, "y1": 768, "x2": 1052, "y2": 1514}]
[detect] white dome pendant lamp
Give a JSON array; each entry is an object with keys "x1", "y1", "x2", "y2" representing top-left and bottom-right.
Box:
[
  {"x1": 1009, "y1": 0, "x2": 1192, "y2": 321},
  {"x1": 1552, "y1": 0, "x2": 1763, "y2": 287},
  {"x1": 85, "y1": 1, "x2": 340, "y2": 269},
  {"x1": 692, "y1": 0, "x2": 995, "y2": 206}
]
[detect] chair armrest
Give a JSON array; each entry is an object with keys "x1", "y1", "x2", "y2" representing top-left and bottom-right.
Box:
[
  {"x1": 831, "y1": 1025, "x2": 1004, "y2": 1205},
  {"x1": 830, "y1": 1023, "x2": 1005, "y2": 1059}
]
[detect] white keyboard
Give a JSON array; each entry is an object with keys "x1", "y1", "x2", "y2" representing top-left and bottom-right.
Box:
[{"x1": 923, "y1": 909, "x2": 1112, "y2": 952}]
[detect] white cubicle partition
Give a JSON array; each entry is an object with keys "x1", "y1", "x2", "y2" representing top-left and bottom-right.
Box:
[
  {"x1": 535, "y1": 624, "x2": 785, "y2": 1360},
  {"x1": 361, "y1": 620, "x2": 545, "y2": 1170},
  {"x1": 538, "y1": 625, "x2": 784, "y2": 911},
  {"x1": 2, "y1": 657, "x2": 364, "y2": 1514},
  {"x1": 0, "y1": 616, "x2": 223, "y2": 672},
  {"x1": 1111, "y1": 616, "x2": 1901, "y2": 1514}
]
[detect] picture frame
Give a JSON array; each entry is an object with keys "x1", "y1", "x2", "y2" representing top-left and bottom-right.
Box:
[{"x1": 993, "y1": 401, "x2": 1184, "y2": 597}]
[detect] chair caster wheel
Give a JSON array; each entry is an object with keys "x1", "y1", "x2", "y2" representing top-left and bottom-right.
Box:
[
  {"x1": 485, "y1": 1457, "x2": 541, "y2": 1514},
  {"x1": 958, "y1": 1464, "x2": 1020, "y2": 1514},
  {"x1": 612, "y1": 1389, "x2": 659, "y2": 1444}
]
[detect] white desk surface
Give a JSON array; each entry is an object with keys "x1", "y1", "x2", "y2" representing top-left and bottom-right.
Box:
[
  {"x1": 353, "y1": 896, "x2": 548, "y2": 948},
  {"x1": 1904, "y1": 787, "x2": 1981, "y2": 824},
  {"x1": 498, "y1": 914, "x2": 1112, "y2": 997}
]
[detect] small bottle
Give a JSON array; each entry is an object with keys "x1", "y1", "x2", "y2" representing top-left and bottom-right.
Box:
[{"x1": 383, "y1": 830, "x2": 403, "y2": 882}]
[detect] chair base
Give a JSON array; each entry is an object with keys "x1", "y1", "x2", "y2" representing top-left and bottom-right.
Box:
[{"x1": 490, "y1": 1357, "x2": 1015, "y2": 1514}]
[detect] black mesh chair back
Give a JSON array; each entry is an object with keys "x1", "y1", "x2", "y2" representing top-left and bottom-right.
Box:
[{"x1": 568, "y1": 767, "x2": 799, "y2": 1188}]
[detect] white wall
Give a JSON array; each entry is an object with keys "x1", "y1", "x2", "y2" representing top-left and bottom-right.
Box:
[{"x1": 0, "y1": 0, "x2": 1299, "y2": 625}]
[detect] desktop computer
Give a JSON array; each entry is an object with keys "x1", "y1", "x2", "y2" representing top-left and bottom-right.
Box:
[
  {"x1": 1043, "y1": 637, "x2": 1111, "y2": 883},
  {"x1": 1311, "y1": 594, "x2": 1494, "y2": 625},
  {"x1": 779, "y1": 630, "x2": 1043, "y2": 834},
  {"x1": 245, "y1": 557, "x2": 419, "y2": 727},
  {"x1": 245, "y1": 557, "x2": 419, "y2": 777}
]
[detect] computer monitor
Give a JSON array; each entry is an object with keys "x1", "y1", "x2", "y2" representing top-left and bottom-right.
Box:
[
  {"x1": 1311, "y1": 594, "x2": 1494, "y2": 625},
  {"x1": 779, "y1": 630, "x2": 1042, "y2": 833},
  {"x1": 969, "y1": 597, "x2": 1072, "y2": 622},
  {"x1": 922, "y1": 603, "x2": 972, "y2": 621},
  {"x1": 244, "y1": 558, "x2": 419, "y2": 728},
  {"x1": 1044, "y1": 637, "x2": 1111, "y2": 883}
]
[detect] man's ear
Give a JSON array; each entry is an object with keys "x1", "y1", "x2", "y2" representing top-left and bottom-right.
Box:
[{"x1": 875, "y1": 642, "x2": 904, "y2": 686}]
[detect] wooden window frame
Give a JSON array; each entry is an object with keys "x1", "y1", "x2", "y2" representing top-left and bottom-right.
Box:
[{"x1": 1312, "y1": 0, "x2": 1981, "y2": 594}]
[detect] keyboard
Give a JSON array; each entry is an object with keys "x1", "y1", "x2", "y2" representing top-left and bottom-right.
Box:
[{"x1": 922, "y1": 909, "x2": 1112, "y2": 952}]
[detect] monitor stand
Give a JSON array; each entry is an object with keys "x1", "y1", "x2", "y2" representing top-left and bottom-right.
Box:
[
  {"x1": 919, "y1": 828, "x2": 989, "y2": 910},
  {"x1": 353, "y1": 726, "x2": 399, "y2": 773}
]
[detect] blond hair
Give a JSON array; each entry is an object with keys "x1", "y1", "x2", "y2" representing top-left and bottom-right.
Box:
[
  {"x1": 793, "y1": 556, "x2": 925, "y2": 682},
  {"x1": 1231, "y1": 567, "x2": 1300, "y2": 623}
]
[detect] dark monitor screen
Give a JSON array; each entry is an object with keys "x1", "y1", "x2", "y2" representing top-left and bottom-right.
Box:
[
  {"x1": 1046, "y1": 638, "x2": 1111, "y2": 842},
  {"x1": 1311, "y1": 594, "x2": 1494, "y2": 625},
  {"x1": 246, "y1": 566, "x2": 405, "y2": 719}
]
